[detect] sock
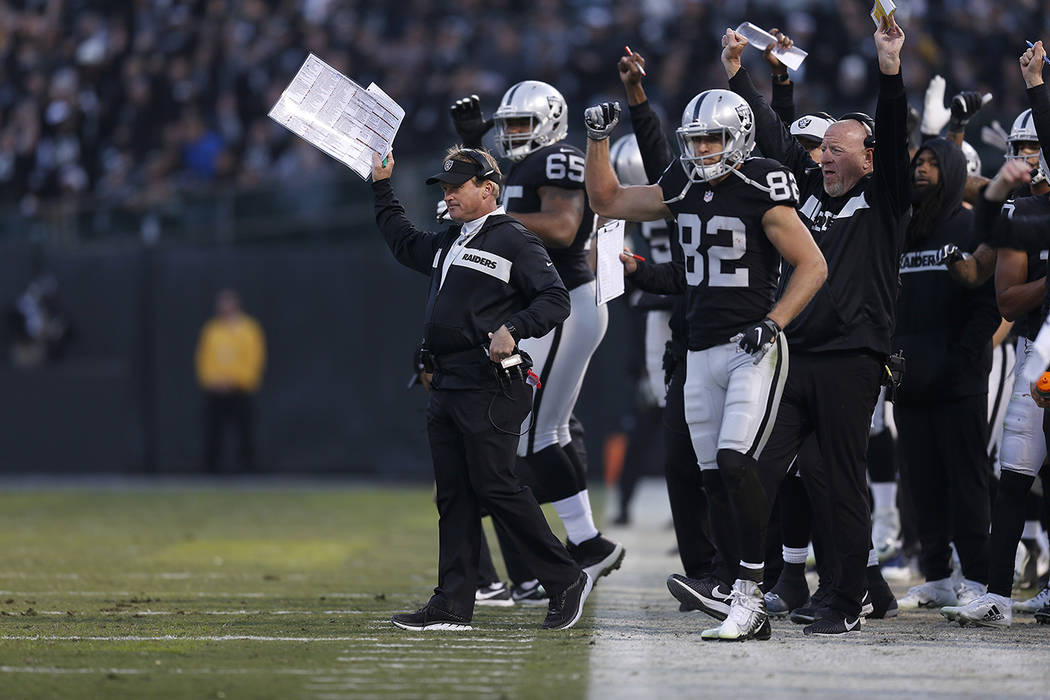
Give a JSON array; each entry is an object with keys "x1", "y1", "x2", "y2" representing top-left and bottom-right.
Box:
[
  {"x1": 782, "y1": 546, "x2": 809, "y2": 565},
  {"x1": 867, "y1": 548, "x2": 879, "y2": 568},
  {"x1": 552, "y1": 491, "x2": 599, "y2": 545},
  {"x1": 1023, "y1": 520, "x2": 1039, "y2": 540},
  {"x1": 871, "y1": 482, "x2": 897, "y2": 513},
  {"x1": 739, "y1": 560, "x2": 764, "y2": 585}
]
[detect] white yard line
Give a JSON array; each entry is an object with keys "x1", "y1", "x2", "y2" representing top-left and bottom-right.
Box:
[
  {"x1": 0, "y1": 635, "x2": 370, "y2": 642},
  {"x1": 0, "y1": 666, "x2": 342, "y2": 675},
  {"x1": 22, "y1": 609, "x2": 375, "y2": 616}
]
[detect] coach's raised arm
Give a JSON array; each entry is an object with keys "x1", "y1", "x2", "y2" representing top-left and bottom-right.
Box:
[{"x1": 721, "y1": 19, "x2": 910, "y2": 223}]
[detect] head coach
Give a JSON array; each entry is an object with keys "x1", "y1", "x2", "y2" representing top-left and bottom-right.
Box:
[
  {"x1": 720, "y1": 16, "x2": 911, "y2": 635},
  {"x1": 368, "y1": 146, "x2": 592, "y2": 631}
]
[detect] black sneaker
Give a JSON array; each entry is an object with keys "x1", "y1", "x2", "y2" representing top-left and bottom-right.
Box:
[
  {"x1": 1035, "y1": 605, "x2": 1050, "y2": 625},
  {"x1": 542, "y1": 571, "x2": 593, "y2": 630},
  {"x1": 391, "y1": 605, "x2": 472, "y2": 631},
  {"x1": 764, "y1": 573, "x2": 810, "y2": 618},
  {"x1": 475, "y1": 581, "x2": 515, "y2": 607},
  {"x1": 666, "y1": 574, "x2": 731, "y2": 621},
  {"x1": 803, "y1": 611, "x2": 862, "y2": 636},
  {"x1": 567, "y1": 533, "x2": 625, "y2": 584},
  {"x1": 789, "y1": 581, "x2": 832, "y2": 625},
  {"x1": 865, "y1": 566, "x2": 899, "y2": 619},
  {"x1": 510, "y1": 579, "x2": 549, "y2": 606}
]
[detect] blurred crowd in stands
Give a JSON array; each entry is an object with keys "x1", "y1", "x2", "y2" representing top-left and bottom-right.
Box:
[{"x1": 0, "y1": 0, "x2": 1046, "y2": 221}]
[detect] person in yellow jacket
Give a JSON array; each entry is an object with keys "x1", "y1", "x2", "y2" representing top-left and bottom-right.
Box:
[{"x1": 195, "y1": 289, "x2": 266, "y2": 473}]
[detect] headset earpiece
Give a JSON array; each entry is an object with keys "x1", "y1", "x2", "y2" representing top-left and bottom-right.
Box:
[{"x1": 840, "y1": 112, "x2": 876, "y2": 148}]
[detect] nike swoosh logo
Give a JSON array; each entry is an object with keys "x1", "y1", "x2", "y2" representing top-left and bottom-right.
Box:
[
  {"x1": 546, "y1": 262, "x2": 553, "y2": 266},
  {"x1": 845, "y1": 617, "x2": 860, "y2": 630}
]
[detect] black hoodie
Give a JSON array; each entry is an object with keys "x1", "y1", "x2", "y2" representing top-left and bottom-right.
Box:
[{"x1": 892, "y1": 138, "x2": 1001, "y2": 403}]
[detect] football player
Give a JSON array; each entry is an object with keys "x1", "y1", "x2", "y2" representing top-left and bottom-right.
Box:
[
  {"x1": 583, "y1": 90, "x2": 827, "y2": 641},
  {"x1": 451, "y1": 83, "x2": 625, "y2": 585},
  {"x1": 942, "y1": 41, "x2": 1050, "y2": 626}
]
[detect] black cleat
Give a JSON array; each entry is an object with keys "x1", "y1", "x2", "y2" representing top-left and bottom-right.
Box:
[
  {"x1": 1035, "y1": 605, "x2": 1050, "y2": 625},
  {"x1": 391, "y1": 605, "x2": 472, "y2": 631},
  {"x1": 475, "y1": 581, "x2": 514, "y2": 607},
  {"x1": 567, "y1": 533, "x2": 625, "y2": 584},
  {"x1": 666, "y1": 574, "x2": 731, "y2": 621},
  {"x1": 510, "y1": 580, "x2": 549, "y2": 606},
  {"x1": 865, "y1": 565, "x2": 899, "y2": 619},
  {"x1": 764, "y1": 573, "x2": 810, "y2": 618},
  {"x1": 542, "y1": 571, "x2": 593, "y2": 630}
]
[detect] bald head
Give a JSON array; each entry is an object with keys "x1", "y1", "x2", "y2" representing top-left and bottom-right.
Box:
[{"x1": 820, "y1": 121, "x2": 874, "y2": 197}]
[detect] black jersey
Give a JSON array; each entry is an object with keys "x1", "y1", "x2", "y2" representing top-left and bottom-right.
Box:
[
  {"x1": 1002, "y1": 194, "x2": 1050, "y2": 340},
  {"x1": 657, "y1": 157, "x2": 797, "y2": 351},
  {"x1": 501, "y1": 143, "x2": 595, "y2": 290}
]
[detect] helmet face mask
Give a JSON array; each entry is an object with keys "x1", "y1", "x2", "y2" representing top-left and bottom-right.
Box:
[
  {"x1": 675, "y1": 90, "x2": 755, "y2": 184},
  {"x1": 493, "y1": 81, "x2": 568, "y2": 161},
  {"x1": 1005, "y1": 109, "x2": 1048, "y2": 184}
]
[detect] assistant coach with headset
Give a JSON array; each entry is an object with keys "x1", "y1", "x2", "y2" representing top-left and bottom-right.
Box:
[
  {"x1": 721, "y1": 17, "x2": 910, "y2": 634},
  {"x1": 369, "y1": 146, "x2": 592, "y2": 632}
]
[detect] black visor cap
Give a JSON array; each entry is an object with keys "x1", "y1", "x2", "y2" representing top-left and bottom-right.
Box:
[{"x1": 425, "y1": 158, "x2": 500, "y2": 186}]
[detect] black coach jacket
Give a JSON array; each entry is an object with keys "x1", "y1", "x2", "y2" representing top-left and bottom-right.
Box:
[
  {"x1": 729, "y1": 67, "x2": 911, "y2": 356},
  {"x1": 372, "y1": 178, "x2": 569, "y2": 388}
]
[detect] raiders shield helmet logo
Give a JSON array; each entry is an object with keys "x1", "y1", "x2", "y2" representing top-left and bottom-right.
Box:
[
  {"x1": 797, "y1": 117, "x2": 812, "y2": 128},
  {"x1": 443, "y1": 160, "x2": 453, "y2": 171},
  {"x1": 735, "y1": 103, "x2": 753, "y2": 132},
  {"x1": 547, "y1": 96, "x2": 564, "y2": 120}
]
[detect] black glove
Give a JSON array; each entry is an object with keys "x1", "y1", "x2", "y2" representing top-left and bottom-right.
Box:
[
  {"x1": 949, "y1": 91, "x2": 986, "y2": 131},
  {"x1": 935, "y1": 243, "x2": 967, "y2": 266},
  {"x1": 584, "y1": 101, "x2": 621, "y2": 141},
  {"x1": 731, "y1": 318, "x2": 781, "y2": 364},
  {"x1": 450, "y1": 94, "x2": 493, "y2": 148}
]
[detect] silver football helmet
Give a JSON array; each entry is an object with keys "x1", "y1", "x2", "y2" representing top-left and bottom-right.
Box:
[
  {"x1": 960, "y1": 140, "x2": 981, "y2": 177},
  {"x1": 610, "y1": 134, "x2": 647, "y2": 185},
  {"x1": 493, "y1": 81, "x2": 568, "y2": 161},
  {"x1": 676, "y1": 89, "x2": 756, "y2": 183},
  {"x1": 1005, "y1": 109, "x2": 1048, "y2": 184}
]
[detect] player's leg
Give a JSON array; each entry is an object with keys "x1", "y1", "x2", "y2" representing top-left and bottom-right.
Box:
[
  {"x1": 519, "y1": 286, "x2": 622, "y2": 582},
  {"x1": 663, "y1": 354, "x2": 717, "y2": 581},
  {"x1": 668, "y1": 345, "x2": 735, "y2": 619},
  {"x1": 699, "y1": 336, "x2": 788, "y2": 641}
]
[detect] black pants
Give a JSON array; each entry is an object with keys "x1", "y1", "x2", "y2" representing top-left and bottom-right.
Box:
[
  {"x1": 203, "y1": 390, "x2": 255, "y2": 473},
  {"x1": 757, "y1": 351, "x2": 883, "y2": 617},
  {"x1": 664, "y1": 359, "x2": 717, "y2": 578},
  {"x1": 427, "y1": 383, "x2": 580, "y2": 620},
  {"x1": 895, "y1": 395, "x2": 991, "y2": 583}
]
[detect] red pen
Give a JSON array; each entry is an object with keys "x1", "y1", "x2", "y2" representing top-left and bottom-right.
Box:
[
  {"x1": 624, "y1": 45, "x2": 647, "y2": 76},
  {"x1": 630, "y1": 253, "x2": 646, "y2": 262}
]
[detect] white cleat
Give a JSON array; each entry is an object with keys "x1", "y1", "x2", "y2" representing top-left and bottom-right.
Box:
[
  {"x1": 955, "y1": 578, "x2": 987, "y2": 606},
  {"x1": 898, "y1": 578, "x2": 958, "y2": 610},
  {"x1": 941, "y1": 592, "x2": 1012, "y2": 628},
  {"x1": 700, "y1": 579, "x2": 771, "y2": 642},
  {"x1": 1014, "y1": 585, "x2": 1050, "y2": 614}
]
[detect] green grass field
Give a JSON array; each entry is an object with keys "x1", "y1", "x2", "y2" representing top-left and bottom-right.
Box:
[{"x1": 0, "y1": 484, "x2": 593, "y2": 699}]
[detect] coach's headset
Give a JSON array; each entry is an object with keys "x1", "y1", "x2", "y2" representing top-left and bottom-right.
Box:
[{"x1": 839, "y1": 112, "x2": 876, "y2": 148}]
